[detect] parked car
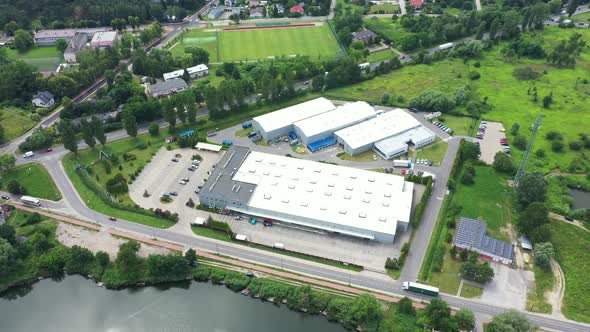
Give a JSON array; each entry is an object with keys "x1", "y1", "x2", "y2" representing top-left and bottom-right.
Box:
[
  {"x1": 565, "y1": 215, "x2": 574, "y2": 221},
  {"x1": 263, "y1": 220, "x2": 273, "y2": 227},
  {"x1": 188, "y1": 166, "x2": 195, "y2": 171},
  {"x1": 109, "y1": 216, "x2": 117, "y2": 221},
  {"x1": 194, "y1": 189, "x2": 200, "y2": 194},
  {"x1": 46, "y1": 148, "x2": 53, "y2": 152},
  {"x1": 235, "y1": 215, "x2": 243, "y2": 220},
  {"x1": 1, "y1": 195, "x2": 9, "y2": 200},
  {"x1": 409, "y1": 108, "x2": 418, "y2": 113},
  {"x1": 401, "y1": 169, "x2": 406, "y2": 175},
  {"x1": 171, "y1": 158, "x2": 179, "y2": 162},
  {"x1": 169, "y1": 192, "x2": 178, "y2": 196}
]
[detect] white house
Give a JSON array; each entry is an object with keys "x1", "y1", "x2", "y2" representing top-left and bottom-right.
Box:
[{"x1": 32, "y1": 91, "x2": 55, "y2": 108}]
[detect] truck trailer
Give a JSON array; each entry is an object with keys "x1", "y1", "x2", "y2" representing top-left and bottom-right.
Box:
[
  {"x1": 402, "y1": 281, "x2": 439, "y2": 297},
  {"x1": 438, "y1": 43, "x2": 454, "y2": 51},
  {"x1": 21, "y1": 195, "x2": 41, "y2": 206},
  {"x1": 393, "y1": 160, "x2": 411, "y2": 168}
]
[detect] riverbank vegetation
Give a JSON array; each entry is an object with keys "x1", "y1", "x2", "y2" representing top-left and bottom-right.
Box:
[{"x1": 546, "y1": 175, "x2": 590, "y2": 222}]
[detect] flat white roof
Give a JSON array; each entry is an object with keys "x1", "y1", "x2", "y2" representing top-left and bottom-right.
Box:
[
  {"x1": 374, "y1": 126, "x2": 435, "y2": 155},
  {"x1": 334, "y1": 109, "x2": 422, "y2": 150},
  {"x1": 163, "y1": 64, "x2": 209, "y2": 81},
  {"x1": 253, "y1": 97, "x2": 336, "y2": 134},
  {"x1": 232, "y1": 151, "x2": 413, "y2": 237},
  {"x1": 90, "y1": 31, "x2": 117, "y2": 43},
  {"x1": 293, "y1": 101, "x2": 376, "y2": 139},
  {"x1": 195, "y1": 142, "x2": 222, "y2": 152}
]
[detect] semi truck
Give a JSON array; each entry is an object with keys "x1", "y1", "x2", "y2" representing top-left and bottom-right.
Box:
[
  {"x1": 393, "y1": 160, "x2": 411, "y2": 168},
  {"x1": 438, "y1": 43, "x2": 454, "y2": 51},
  {"x1": 21, "y1": 195, "x2": 41, "y2": 206},
  {"x1": 402, "y1": 282, "x2": 439, "y2": 297}
]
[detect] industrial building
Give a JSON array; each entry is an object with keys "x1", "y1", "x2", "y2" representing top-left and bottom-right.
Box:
[
  {"x1": 334, "y1": 109, "x2": 435, "y2": 159},
  {"x1": 293, "y1": 101, "x2": 376, "y2": 146},
  {"x1": 163, "y1": 64, "x2": 209, "y2": 81},
  {"x1": 252, "y1": 97, "x2": 336, "y2": 141},
  {"x1": 454, "y1": 218, "x2": 515, "y2": 266},
  {"x1": 147, "y1": 78, "x2": 188, "y2": 98},
  {"x1": 90, "y1": 31, "x2": 118, "y2": 48},
  {"x1": 199, "y1": 146, "x2": 414, "y2": 242}
]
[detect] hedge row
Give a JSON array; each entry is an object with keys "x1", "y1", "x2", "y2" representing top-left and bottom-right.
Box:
[{"x1": 412, "y1": 176, "x2": 434, "y2": 226}]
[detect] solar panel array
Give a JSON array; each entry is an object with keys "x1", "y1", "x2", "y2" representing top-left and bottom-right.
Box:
[{"x1": 455, "y1": 217, "x2": 514, "y2": 260}]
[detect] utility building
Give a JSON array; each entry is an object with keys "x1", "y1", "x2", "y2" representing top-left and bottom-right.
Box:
[
  {"x1": 199, "y1": 146, "x2": 414, "y2": 242},
  {"x1": 293, "y1": 101, "x2": 376, "y2": 146},
  {"x1": 252, "y1": 98, "x2": 336, "y2": 141},
  {"x1": 334, "y1": 109, "x2": 435, "y2": 159}
]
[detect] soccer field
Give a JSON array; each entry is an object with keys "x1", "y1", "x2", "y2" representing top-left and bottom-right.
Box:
[
  {"x1": 170, "y1": 25, "x2": 341, "y2": 63},
  {"x1": 6, "y1": 46, "x2": 62, "y2": 72}
]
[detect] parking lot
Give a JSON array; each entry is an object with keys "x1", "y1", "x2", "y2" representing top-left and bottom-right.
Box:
[
  {"x1": 129, "y1": 146, "x2": 427, "y2": 271},
  {"x1": 477, "y1": 122, "x2": 507, "y2": 164}
]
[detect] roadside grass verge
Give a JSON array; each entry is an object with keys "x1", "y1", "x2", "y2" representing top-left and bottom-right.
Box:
[
  {"x1": 191, "y1": 226, "x2": 363, "y2": 272},
  {"x1": 436, "y1": 115, "x2": 477, "y2": 137},
  {"x1": 416, "y1": 137, "x2": 448, "y2": 165},
  {"x1": 368, "y1": 4, "x2": 400, "y2": 14},
  {"x1": 1, "y1": 163, "x2": 61, "y2": 201},
  {"x1": 365, "y1": 49, "x2": 397, "y2": 63},
  {"x1": 460, "y1": 283, "x2": 483, "y2": 298},
  {"x1": 548, "y1": 220, "x2": 590, "y2": 323},
  {"x1": 336, "y1": 150, "x2": 379, "y2": 162},
  {"x1": 0, "y1": 108, "x2": 37, "y2": 142},
  {"x1": 527, "y1": 265, "x2": 554, "y2": 314}
]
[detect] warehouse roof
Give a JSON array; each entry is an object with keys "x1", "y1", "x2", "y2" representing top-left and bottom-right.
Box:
[
  {"x1": 293, "y1": 101, "x2": 376, "y2": 138},
  {"x1": 90, "y1": 31, "x2": 117, "y2": 44},
  {"x1": 455, "y1": 218, "x2": 515, "y2": 261},
  {"x1": 374, "y1": 125, "x2": 435, "y2": 155},
  {"x1": 231, "y1": 151, "x2": 413, "y2": 237},
  {"x1": 334, "y1": 109, "x2": 421, "y2": 150},
  {"x1": 253, "y1": 97, "x2": 336, "y2": 134},
  {"x1": 163, "y1": 64, "x2": 209, "y2": 81}
]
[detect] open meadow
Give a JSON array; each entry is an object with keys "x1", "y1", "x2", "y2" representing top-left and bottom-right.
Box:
[
  {"x1": 0, "y1": 107, "x2": 36, "y2": 142},
  {"x1": 0, "y1": 163, "x2": 61, "y2": 201}
]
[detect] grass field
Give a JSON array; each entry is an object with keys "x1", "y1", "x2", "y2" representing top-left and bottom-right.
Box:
[
  {"x1": 328, "y1": 27, "x2": 590, "y2": 173},
  {"x1": 549, "y1": 220, "x2": 590, "y2": 323},
  {"x1": 6, "y1": 46, "x2": 62, "y2": 71},
  {"x1": 1, "y1": 163, "x2": 61, "y2": 201},
  {"x1": 0, "y1": 107, "x2": 36, "y2": 142},
  {"x1": 170, "y1": 26, "x2": 341, "y2": 63},
  {"x1": 436, "y1": 115, "x2": 476, "y2": 137},
  {"x1": 460, "y1": 283, "x2": 484, "y2": 298},
  {"x1": 572, "y1": 11, "x2": 590, "y2": 22},
  {"x1": 527, "y1": 265, "x2": 554, "y2": 314},
  {"x1": 368, "y1": 4, "x2": 400, "y2": 14},
  {"x1": 365, "y1": 49, "x2": 397, "y2": 63},
  {"x1": 416, "y1": 137, "x2": 448, "y2": 165}
]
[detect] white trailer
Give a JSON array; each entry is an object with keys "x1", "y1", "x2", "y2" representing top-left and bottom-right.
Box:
[
  {"x1": 358, "y1": 62, "x2": 370, "y2": 70},
  {"x1": 273, "y1": 242, "x2": 285, "y2": 250},
  {"x1": 23, "y1": 151, "x2": 34, "y2": 158},
  {"x1": 235, "y1": 234, "x2": 247, "y2": 241},
  {"x1": 438, "y1": 43, "x2": 454, "y2": 51},
  {"x1": 393, "y1": 160, "x2": 411, "y2": 168},
  {"x1": 21, "y1": 195, "x2": 41, "y2": 206}
]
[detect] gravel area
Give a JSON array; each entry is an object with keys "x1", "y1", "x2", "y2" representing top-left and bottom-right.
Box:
[{"x1": 479, "y1": 122, "x2": 506, "y2": 164}]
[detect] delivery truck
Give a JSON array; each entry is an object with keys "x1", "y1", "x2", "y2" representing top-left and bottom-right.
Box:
[
  {"x1": 393, "y1": 160, "x2": 411, "y2": 168},
  {"x1": 438, "y1": 43, "x2": 454, "y2": 51},
  {"x1": 21, "y1": 195, "x2": 41, "y2": 206},
  {"x1": 402, "y1": 282, "x2": 439, "y2": 297}
]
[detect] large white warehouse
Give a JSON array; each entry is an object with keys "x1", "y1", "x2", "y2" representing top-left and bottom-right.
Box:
[
  {"x1": 293, "y1": 101, "x2": 376, "y2": 146},
  {"x1": 252, "y1": 97, "x2": 336, "y2": 140},
  {"x1": 334, "y1": 109, "x2": 436, "y2": 158},
  {"x1": 199, "y1": 146, "x2": 414, "y2": 242}
]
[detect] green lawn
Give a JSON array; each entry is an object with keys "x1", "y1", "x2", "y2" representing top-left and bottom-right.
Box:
[
  {"x1": 460, "y1": 283, "x2": 483, "y2": 298},
  {"x1": 429, "y1": 248, "x2": 463, "y2": 294},
  {"x1": 62, "y1": 130, "x2": 178, "y2": 228},
  {"x1": 365, "y1": 49, "x2": 397, "y2": 63},
  {"x1": 0, "y1": 108, "x2": 37, "y2": 142},
  {"x1": 6, "y1": 46, "x2": 62, "y2": 71},
  {"x1": 452, "y1": 166, "x2": 512, "y2": 240},
  {"x1": 572, "y1": 11, "x2": 590, "y2": 23},
  {"x1": 170, "y1": 25, "x2": 341, "y2": 63},
  {"x1": 328, "y1": 27, "x2": 590, "y2": 173},
  {"x1": 549, "y1": 220, "x2": 590, "y2": 323},
  {"x1": 363, "y1": 18, "x2": 412, "y2": 51},
  {"x1": 368, "y1": 4, "x2": 400, "y2": 14},
  {"x1": 436, "y1": 115, "x2": 476, "y2": 137},
  {"x1": 1, "y1": 163, "x2": 61, "y2": 201},
  {"x1": 416, "y1": 137, "x2": 448, "y2": 165},
  {"x1": 527, "y1": 265, "x2": 554, "y2": 314}
]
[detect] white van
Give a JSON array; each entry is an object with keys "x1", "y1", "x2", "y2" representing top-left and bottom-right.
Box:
[
  {"x1": 273, "y1": 243, "x2": 285, "y2": 250},
  {"x1": 23, "y1": 151, "x2": 34, "y2": 158}
]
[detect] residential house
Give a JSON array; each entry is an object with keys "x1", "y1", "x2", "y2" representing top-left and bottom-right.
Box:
[
  {"x1": 0, "y1": 204, "x2": 12, "y2": 225},
  {"x1": 454, "y1": 217, "x2": 515, "y2": 266},
  {"x1": 289, "y1": 5, "x2": 305, "y2": 14},
  {"x1": 276, "y1": 4, "x2": 285, "y2": 14},
  {"x1": 163, "y1": 64, "x2": 209, "y2": 81},
  {"x1": 351, "y1": 30, "x2": 378, "y2": 45},
  {"x1": 90, "y1": 31, "x2": 118, "y2": 48},
  {"x1": 32, "y1": 91, "x2": 55, "y2": 108},
  {"x1": 250, "y1": 7, "x2": 265, "y2": 17},
  {"x1": 64, "y1": 33, "x2": 89, "y2": 63},
  {"x1": 147, "y1": 78, "x2": 188, "y2": 98}
]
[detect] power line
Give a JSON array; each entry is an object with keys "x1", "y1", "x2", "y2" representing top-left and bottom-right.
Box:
[{"x1": 514, "y1": 113, "x2": 544, "y2": 185}]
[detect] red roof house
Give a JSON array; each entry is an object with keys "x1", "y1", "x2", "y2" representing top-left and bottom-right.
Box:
[
  {"x1": 409, "y1": 0, "x2": 423, "y2": 7},
  {"x1": 289, "y1": 5, "x2": 304, "y2": 13}
]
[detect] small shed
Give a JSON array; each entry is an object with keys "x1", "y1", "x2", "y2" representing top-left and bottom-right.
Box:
[
  {"x1": 191, "y1": 217, "x2": 206, "y2": 226},
  {"x1": 195, "y1": 142, "x2": 223, "y2": 152},
  {"x1": 519, "y1": 235, "x2": 533, "y2": 250}
]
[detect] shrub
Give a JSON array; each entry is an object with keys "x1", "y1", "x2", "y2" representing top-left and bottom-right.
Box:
[
  {"x1": 552, "y1": 140, "x2": 564, "y2": 152},
  {"x1": 469, "y1": 71, "x2": 481, "y2": 80},
  {"x1": 105, "y1": 173, "x2": 128, "y2": 194},
  {"x1": 569, "y1": 140, "x2": 584, "y2": 151},
  {"x1": 432, "y1": 245, "x2": 446, "y2": 272},
  {"x1": 535, "y1": 149, "x2": 546, "y2": 158},
  {"x1": 473, "y1": 61, "x2": 480, "y2": 68},
  {"x1": 224, "y1": 271, "x2": 251, "y2": 291},
  {"x1": 513, "y1": 67, "x2": 540, "y2": 80},
  {"x1": 210, "y1": 268, "x2": 227, "y2": 284},
  {"x1": 135, "y1": 142, "x2": 147, "y2": 150},
  {"x1": 7, "y1": 180, "x2": 25, "y2": 195},
  {"x1": 513, "y1": 135, "x2": 528, "y2": 150},
  {"x1": 148, "y1": 123, "x2": 159, "y2": 136},
  {"x1": 545, "y1": 131, "x2": 563, "y2": 140}
]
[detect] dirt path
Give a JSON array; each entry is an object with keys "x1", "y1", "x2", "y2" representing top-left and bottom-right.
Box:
[
  {"x1": 549, "y1": 212, "x2": 590, "y2": 234},
  {"x1": 546, "y1": 259, "x2": 566, "y2": 319}
]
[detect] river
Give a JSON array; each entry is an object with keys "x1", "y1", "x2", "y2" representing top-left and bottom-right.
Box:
[
  {"x1": 0, "y1": 276, "x2": 346, "y2": 332},
  {"x1": 570, "y1": 189, "x2": 590, "y2": 210}
]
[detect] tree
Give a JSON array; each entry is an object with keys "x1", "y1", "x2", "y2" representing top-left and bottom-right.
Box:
[
  {"x1": 566, "y1": 0, "x2": 579, "y2": 17},
  {"x1": 410, "y1": 90, "x2": 455, "y2": 113},
  {"x1": 493, "y1": 152, "x2": 514, "y2": 173},
  {"x1": 456, "y1": 308, "x2": 476, "y2": 331},
  {"x1": 461, "y1": 141, "x2": 481, "y2": 162},
  {"x1": 513, "y1": 135, "x2": 527, "y2": 150},
  {"x1": 91, "y1": 116, "x2": 107, "y2": 146},
  {"x1": 551, "y1": 139, "x2": 564, "y2": 152},
  {"x1": 80, "y1": 119, "x2": 96, "y2": 149},
  {"x1": 95, "y1": 251, "x2": 110, "y2": 270},
  {"x1": 398, "y1": 296, "x2": 416, "y2": 315},
  {"x1": 7, "y1": 180, "x2": 24, "y2": 195},
  {"x1": 65, "y1": 245, "x2": 95, "y2": 274},
  {"x1": 148, "y1": 122, "x2": 159, "y2": 137},
  {"x1": 510, "y1": 123, "x2": 520, "y2": 136},
  {"x1": 421, "y1": 298, "x2": 455, "y2": 331},
  {"x1": 518, "y1": 202, "x2": 550, "y2": 243},
  {"x1": 461, "y1": 259, "x2": 495, "y2": 283},
  {"x1": 56, "y1": 39, "x2": 68, "y2": 54},
  {"x1": 122, "y1": 109, "x2": 138, "y2": 137},
  {"x1": 0, "y1": 154, "x2": 16, "y2": 174},
  {"x1": 486, "y1": 310, "x2": 534, "y2": 332},
  {"x1": 0, "y1": 224, "x2": 16, "y2": 245},
  {"x1": 533, "y1": 242, "x2": 554, "y2": 271},
  {"x1": 115, "y1": 240, "x2": 144, "y2": 282},
  {"x1": 60, "y1": 119, "x2": 78, "y2": 155},
  {"x1": 0, "y1": 238, "x2": 17, "y2": 276},
  {"x1": 146, "y1": 254, "x2": 191, "y2": 282},
  {"x1": 516, "y1": 172, "x2": 547, "y2": 207},
  {"x1": 162, "y1": 99, "x2": 177, "y2": 128},
  {"x1": 4, "y1": 21, "x2": 18, "y2": 36},
  {"x1": 182, "y1": 68, "x2": 191, "y2": 83},
  {"x1": 14, "y1": 29, "x2": 34, "y2": 52},
  {"x1": 185, "y1": 248, "x2": 197, "y2": 264}
]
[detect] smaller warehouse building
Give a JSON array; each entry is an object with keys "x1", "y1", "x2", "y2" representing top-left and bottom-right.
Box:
[
  {"x1": 293, "y1": 101, "x2": 376, "y2": 146},
  {"x1": 334, "y1": 109, "x2": 435, "y2": 158},
  {"x1": 163, "y1": 64, "x2": 209, "y2": 81},
  {"x1": 147, "y1": 78, "x2": 188, "y2": 98},
  {"x1": 252, "y1": 97, "x2": 336, "y2": 141},
  {"x1": 454, "y1": 217, "x2": 515, "y2": 266},
  {"x1": 90, "y1": 31, "x2": 117, "y2": 48}
]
